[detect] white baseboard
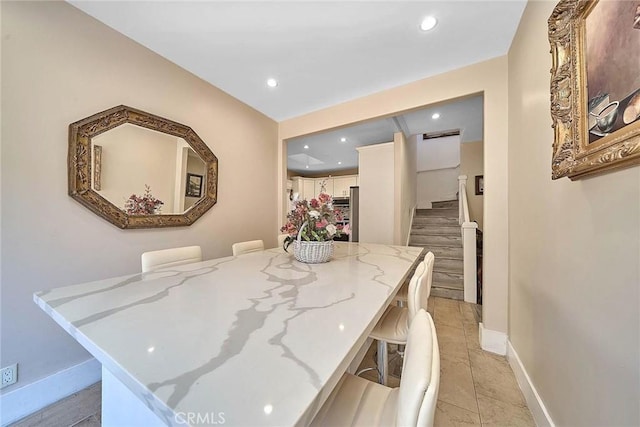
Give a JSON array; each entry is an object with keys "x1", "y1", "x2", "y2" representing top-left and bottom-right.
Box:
[
  {"x1": 0, "y1": 358, "x2": 101, "y2": 426},
  {"x1": 479, "y1": 322, "x2": 507, "y2": 355},
  {"x1": 507, "y1": 341, "x2": 555, "y2": 427}
]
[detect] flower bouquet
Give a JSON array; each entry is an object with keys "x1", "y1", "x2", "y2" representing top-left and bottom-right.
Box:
[
  {"x1": 280, "y1": 192, "x2": 349, "y2": 263},
  {"x1": 124, "y1": 185, "x2": 164, "y2": 215}
]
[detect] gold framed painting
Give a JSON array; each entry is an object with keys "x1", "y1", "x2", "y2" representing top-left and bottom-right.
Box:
[{"x1": 549, "y1": 0, "x2": 640, "y2": 180}]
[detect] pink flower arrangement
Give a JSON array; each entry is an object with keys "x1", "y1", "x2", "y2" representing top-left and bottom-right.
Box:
[
  {"x1": 280, "y1": 192, "x2": 349, "y2": 248},
  {"x1": 124, "y1": 185, "x2": 164, "y2": 215}
]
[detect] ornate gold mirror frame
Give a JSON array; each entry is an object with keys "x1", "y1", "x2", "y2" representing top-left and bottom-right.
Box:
[
  {"x1": 549, "y1": 0, "x2": 640, "y2": 180},
  {"x1": 69, "y1": 105, "x2": 218, "y2": 229}
]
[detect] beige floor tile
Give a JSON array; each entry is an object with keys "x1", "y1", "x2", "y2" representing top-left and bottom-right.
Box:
[
  {"x1": 428, "y1": 297, "x2": 436, "y2": 316},
  {"x1": 434, "y1": 300, "x2": 464, "y2": 328},
  {"x1": 433, "y1": 297, "x2": 460, "y2": 311},
  {"x1": 434, "y1": 309, "x2": 464, "y2": 330},
  {"x1": 463, "y1": 321, "x2": 481, "y2": 351},
  {"x1": 468, "y1": 349, "x2": 526, "y2": 407},
  {"x1": 435, "y1": 400, "x2": 482, "y2": 426},
  {"x1": 476, "y1": 393, "x2": 535, "y2": 427},
  {"x1": 434, "y1": 323, "x2": 470, "y2": 365},
  {"x1": 438, "y1": 353, "x2": 479, "y2": 414},
  {"x1": 460, "y1": 303, "x2": 480, "y2": 324}
]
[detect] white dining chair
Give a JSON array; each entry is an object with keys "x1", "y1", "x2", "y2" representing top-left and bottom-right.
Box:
[
  {"x1": 232, "y1": 239, "x2": 265, "y2": 256},
  {"x1": 310, "y1": 309, "x2": 440, "y2": 427},
  {"x1": 141, "y1": 246, "x2": 202, "y2": 273},
  {"x1": 393, "y1": 256, "x2": 430, "y2": 306},
  {"x1": 369, "y1": 251, "x2": 435, "y2": 385}
]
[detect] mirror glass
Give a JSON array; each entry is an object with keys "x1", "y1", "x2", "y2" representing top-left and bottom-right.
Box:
[
  {"x1": 90, "y1": 124, "x2": 207, "y2": 215},
  {"x1": 69, "y1": 105, "x2": 218, "y2": 229}
]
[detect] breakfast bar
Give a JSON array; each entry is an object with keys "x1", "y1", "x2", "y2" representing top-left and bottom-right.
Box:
[{"x1": 34, "y1": 242, "x2": 424, "y2": 426}]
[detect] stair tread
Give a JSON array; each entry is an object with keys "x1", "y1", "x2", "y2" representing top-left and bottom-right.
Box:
[
  {"x1": 432, "y1": 283, "x2": 464, "y2": 289},
  {"x1": 431, "y1": 287, "x2": 464, "y2": 300},
  {"x1": 410, "y1": 250, "x2": 463, "y2": 260},
  {"x1": 410, "y1": 240, "x2": 462, "y2": 244},
  {"x1": 415, "y1": 208, "x2": 458, "y2": 218},
  {"x1": 434, "y1": 266, "x2": 463, "y2": 273}
]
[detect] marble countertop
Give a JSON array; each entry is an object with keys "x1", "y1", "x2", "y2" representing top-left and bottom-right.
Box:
[{"x1": 34, "y1": 242, "x2": 424, "y2": 426}]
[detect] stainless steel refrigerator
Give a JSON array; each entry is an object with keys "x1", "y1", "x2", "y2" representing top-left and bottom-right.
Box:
[{"x1": 349, "y1": 186, "x2": 359, "y2": 242}]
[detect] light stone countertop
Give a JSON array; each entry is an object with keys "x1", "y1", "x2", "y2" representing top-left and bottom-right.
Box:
[{"x1": 34, "y1": 242, "x2": 424, "y2": 426}]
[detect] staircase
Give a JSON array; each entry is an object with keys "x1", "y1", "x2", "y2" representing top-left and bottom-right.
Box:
[{"x1": 409, "y1": 200, "x2": 464, "y2": 300}]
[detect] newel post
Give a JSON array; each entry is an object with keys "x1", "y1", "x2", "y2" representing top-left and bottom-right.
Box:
[{"x1": 458, "y1": 175, "x2": 467, "y2": 225}]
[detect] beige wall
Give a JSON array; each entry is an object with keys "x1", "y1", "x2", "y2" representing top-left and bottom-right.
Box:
[
  {"x1": 279, "y1": 57, "x2": 510, "y2": 336},
  {"x1": 508, "y1": 2, "x2": 639, "y2": 425},
  {"x1": 1, "y1": 1, "x2": 277, "y2": 391},
  {"x1": 416, "y1": 168, "x2": 460, "y2": 209},
  {"x1": 461, "y1": 141, "x2": 484, "y2": 230},
  {"x1": 394, "y1": 132, "x2": 417, "y2": 245},
  {"x1": 357, "y1": 143, "x2": 395, "y2": 244}
]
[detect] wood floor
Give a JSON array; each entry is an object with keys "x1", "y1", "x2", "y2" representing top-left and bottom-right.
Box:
[
  {"x1": 10, "y1": 382, "x2": 101, "y2": 427},
  {"x1": 12, "y1": 297, "x2": 533, "y2": 427}
]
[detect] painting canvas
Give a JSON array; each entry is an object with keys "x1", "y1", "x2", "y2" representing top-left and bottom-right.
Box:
[
  {"x1": 475, "y1": 175, "x2": 484, "y2": 196},
  {"x1": 186, "y1": 173, "x2": 203, "y2": 198},
  {"x1": 585, "y1": 1, "x2": 640, "y2": 143},
  {"x1": 549, "y1": 0, "x2": 640, "y2": 179}
]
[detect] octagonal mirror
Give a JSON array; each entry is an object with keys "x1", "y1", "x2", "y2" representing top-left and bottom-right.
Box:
[{"x1": 69, "y1": 105, "x2": 218, "y2": 229}]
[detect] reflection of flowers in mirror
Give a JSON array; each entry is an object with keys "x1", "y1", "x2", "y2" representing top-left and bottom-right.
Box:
[
  {"x1": 124, "y1": 185, "x2": 164, "y2": 215},
  {"x1": 280, "y1": 193, "x2": 349, "y2": 249}
]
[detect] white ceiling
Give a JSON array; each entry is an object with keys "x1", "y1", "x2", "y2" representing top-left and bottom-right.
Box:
[
  {"x1": 69, "y1": 1, "x2": 526, "y2": 121},
  {"x1": 287, "y1": 94, "x2": 483, "y2": 174}
]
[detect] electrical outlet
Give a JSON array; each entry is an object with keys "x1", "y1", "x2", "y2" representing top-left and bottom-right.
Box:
[{"x1": 0, "y1": 363, "x2": 17, "y2": 388}]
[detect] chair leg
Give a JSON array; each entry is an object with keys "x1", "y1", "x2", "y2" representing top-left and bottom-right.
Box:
[{"x1": 377, "y1": 339, "x2": 388, "y2": 386}]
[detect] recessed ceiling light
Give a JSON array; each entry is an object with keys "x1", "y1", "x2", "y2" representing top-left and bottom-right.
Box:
[
  {"x1": 303, "y1": 145, "x2": 309, "y2": 149},
  {"x1": 266, "y1": 78, "x2": 278, "y2": 88},
  {"x1": 420, "y1": 16, "x2": 438, "y2": 32},
  {"x1": 338, "y1": 161, "x2": 342, "y2": 165},
  {"x1": 340, "y1": 137, "x2": 347, "y2": 142},
  {"x1": 432, "y1": 113, "x2": 440, "y2": 120}
]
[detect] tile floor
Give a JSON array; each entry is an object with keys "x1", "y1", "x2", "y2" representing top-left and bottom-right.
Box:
[
  {"x1": 13, "y1": 297, "x2": 534, "y2": 427},
  {"x1": 357, "y1": 297, "x2": 535, "y2": 427}
]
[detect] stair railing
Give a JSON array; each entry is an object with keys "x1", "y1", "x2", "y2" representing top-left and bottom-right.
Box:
[
  {"x1": 406, "y1": 204, "x2": 417, "y2": 246},
  {"x1": 458, "y1": 175, "x2": 478, "y2": 303}
]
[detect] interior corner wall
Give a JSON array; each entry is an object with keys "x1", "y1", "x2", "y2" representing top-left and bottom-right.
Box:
[
  {"x1": 278, "y1": 56, "x2": 510, "y2": 338},
  {"x1": 393, "y1": 132, "x2": 416, "y2": 245},
  {"x1": 508, "y1": 1, "x2": 639, "y2": 425},
  {"x1": 358, "y1": 143, "x2": 395, "y2": 245},
  {"x1": 416, "y1": 168, "x2": 460, "y2": 209},
  {"x1": 460, "y1": 140, "x2": 484, "y2": 229},
  {"x1": 1, "y1": 0, "x2": 277, "y2": 395},
  {"x1": 404, "y1": 135, "x2": 417, "y2": 245}
]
